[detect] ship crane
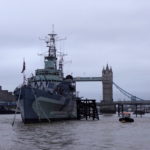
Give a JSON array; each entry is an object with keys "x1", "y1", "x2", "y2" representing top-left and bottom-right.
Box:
[{"x1": 58, "y1": 52, "x2": 67, "y2": 77}]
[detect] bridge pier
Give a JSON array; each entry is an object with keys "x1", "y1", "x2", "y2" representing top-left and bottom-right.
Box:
[
  {"x1": 100, "y1": 103, "x2": 116, "y2": 114},
  {"x1": 135, "y1": 104, "x2": 137, "y2": 117},
  {"x1": 134, "y1": 104, "x2": 144, "y2": 117},
  {"x1": 76, "y1": 98, "x2": 99, "y2": 120},
  {"x1": 117, "y1": 104, "x2": 124, "y2": 117}
]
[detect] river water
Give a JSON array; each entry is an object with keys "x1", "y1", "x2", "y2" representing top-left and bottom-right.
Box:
[{"x1": 0, "y1": 114, "x2": 150, "y2": 150}]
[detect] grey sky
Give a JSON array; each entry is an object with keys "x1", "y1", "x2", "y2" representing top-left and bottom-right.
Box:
[{"x1": 0, "y1": 0, "x2": 150, "y2": 101}]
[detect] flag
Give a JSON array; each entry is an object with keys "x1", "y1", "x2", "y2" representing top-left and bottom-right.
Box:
[{"x1": 21, "y1": 60, "x2": 26, "y2": 73}]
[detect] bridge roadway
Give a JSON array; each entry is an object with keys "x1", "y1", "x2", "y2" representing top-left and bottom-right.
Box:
[
  {"x1": 114, "y1": 100, "x2": 150, "y2": 105},
  {"x1": 98, "y1": 100, "x2": 150, "y2": 106},
  {"x1": 73, "y1": 77, "x2": 103, "y2": 82}
]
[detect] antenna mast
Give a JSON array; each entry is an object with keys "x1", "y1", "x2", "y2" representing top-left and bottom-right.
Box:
[{"x1": 46, "y1": 26, "x2": 57, "y2": 58}]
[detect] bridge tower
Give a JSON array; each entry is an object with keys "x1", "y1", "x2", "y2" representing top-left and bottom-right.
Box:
[
  {"x1": 101, "y1": 64, "x2": 116, "y2": 113},
  {"x1": 102, "y1": 64, "x2": 113, "y2": 103}
]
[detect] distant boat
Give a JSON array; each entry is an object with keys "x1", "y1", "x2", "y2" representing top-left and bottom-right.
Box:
[{"x1": 119, "y1": 112, "x2": 134, "y2": 123}]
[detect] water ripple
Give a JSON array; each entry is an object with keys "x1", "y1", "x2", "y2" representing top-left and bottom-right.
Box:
[{"x1": 0, "y1": 114, "x2": 150, "y2": 150}]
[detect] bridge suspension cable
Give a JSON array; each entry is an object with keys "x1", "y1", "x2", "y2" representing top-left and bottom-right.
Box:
[{"x1": 113, "y1": 82, "x2": 145, "y2": 101}]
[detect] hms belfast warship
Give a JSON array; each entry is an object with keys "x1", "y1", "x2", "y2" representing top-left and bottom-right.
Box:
[{"x1": 14, "y1": 32, "x2": 77, "y2": 123}]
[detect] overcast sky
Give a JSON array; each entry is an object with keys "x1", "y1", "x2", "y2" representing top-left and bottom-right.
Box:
[{"x1": 0, "y1": 0, "x2": 150, "y2": 101}]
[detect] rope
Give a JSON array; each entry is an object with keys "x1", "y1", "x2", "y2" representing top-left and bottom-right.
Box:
[{"x1": 12, "y1": 87, "x2": 22, "y2": 126}]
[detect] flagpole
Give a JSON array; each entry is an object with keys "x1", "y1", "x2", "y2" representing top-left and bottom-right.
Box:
[
  {"x1": 21, "y1": 59, "x2": 26, "y2": 85},
  {"x1": 23, "y1": 72, "x2": 26, "y2": 85},
  {"x1": 12, "y1": 59, "x2": 26, "y2": 126}
]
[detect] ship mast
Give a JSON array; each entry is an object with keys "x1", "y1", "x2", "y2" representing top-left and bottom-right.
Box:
[
  {"x1": 44, "y1": 28, "x2": 57, "y2": 70},
  {"x1": 47, "y1": 33, "x2": 57, "y2": 58},
  {"x1": 43, "y1": 27, "x2": 65, "y2": 77},
  {"x1": 47, "y1": 25, "x2": 57, "y2": 58}
]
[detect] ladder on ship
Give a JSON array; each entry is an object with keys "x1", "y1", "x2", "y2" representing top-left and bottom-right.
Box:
[{"x1": 76, "y1": 99, "x2": 99, "y2": 120}]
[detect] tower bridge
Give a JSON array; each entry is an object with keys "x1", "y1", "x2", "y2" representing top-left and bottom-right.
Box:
[
  {"x1": 74, "y1": 64, "x2": 115, "y2": 113},
  {"x1": 73, "y1": 64, "x2": 148, "y2": 113}
]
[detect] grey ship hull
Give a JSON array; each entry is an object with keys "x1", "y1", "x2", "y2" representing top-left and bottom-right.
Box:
[{"x1": 16, "y1": 86, "x2": 77, "y2": 123}]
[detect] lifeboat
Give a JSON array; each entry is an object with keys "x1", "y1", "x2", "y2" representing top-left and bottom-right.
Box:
[{"x1": 119, "y1": 112, "x2": 134, "y2": 123}]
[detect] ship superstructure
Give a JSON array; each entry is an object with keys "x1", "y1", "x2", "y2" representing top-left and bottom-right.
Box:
[
  {"x1": 28, "y1": 33, "x2": 63, "y2": 91},
  {"x1": 14, "y1": 32, "x2": 77, "y2": 123}
]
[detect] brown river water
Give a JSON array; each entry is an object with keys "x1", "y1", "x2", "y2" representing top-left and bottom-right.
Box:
[{"x1": 0, "y1": 114, "x2": 150, "y2": 150}]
